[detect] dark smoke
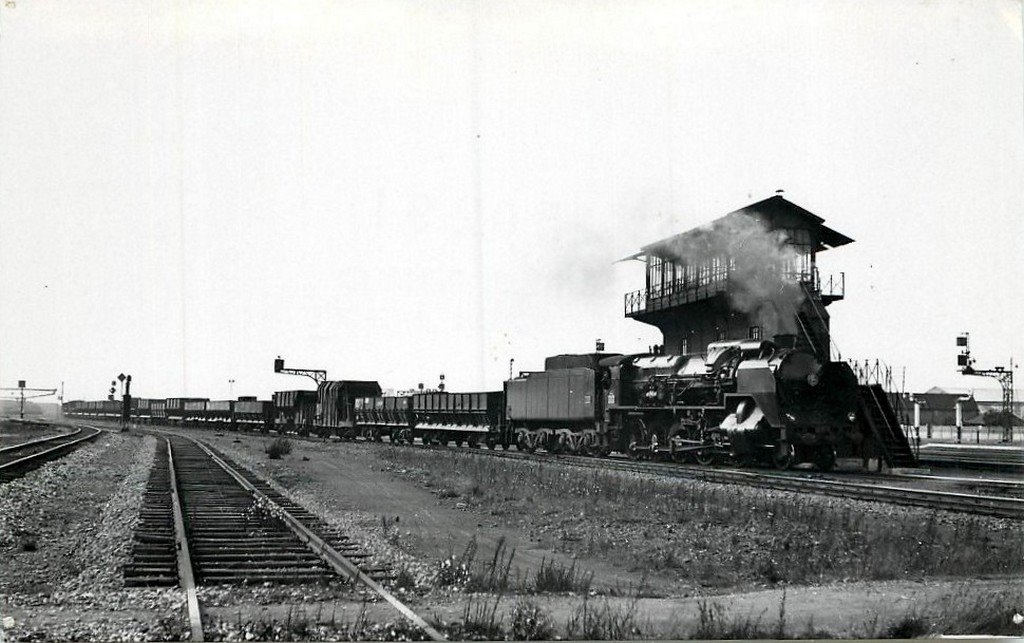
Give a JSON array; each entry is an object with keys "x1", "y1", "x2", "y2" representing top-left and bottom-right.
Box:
[{"x1": 661, "y1": 213, "x2": 805, "y2": 336}]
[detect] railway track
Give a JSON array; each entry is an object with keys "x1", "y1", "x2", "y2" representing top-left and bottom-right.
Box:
[
  {"x1": 126, "y1": 431, "x2": 444, "y2": 642},
  {"x1": 66, "y1": 419, "x2": 1024, "y2": 518},
  {"x1": 0, "y1": 425, "x2": 103, "y2": 483},
  {"x1": 135, "y1": 423, "x2": 1023, "y2": 521},
  {"x1": 403, "y1": 443, "x2": 1024, "y2": 521},
  {"x1": 917, "y1": 443, "x2": 1024, "y2": 471}
]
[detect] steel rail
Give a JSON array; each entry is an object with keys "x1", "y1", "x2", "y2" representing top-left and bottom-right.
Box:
[
  {"x1": 186, "y1": 437, "x2": 446, "y2": 641},
  {"x1": 544, "y1": 453, "x2": 1024, "y2": 520},
  {"x1": 895, "y1": 471, "x2": 1024, "y2": 490},
  {"x1": 401, "y1": 442, "x2": 1024, "y2": 520},
  {"x1": 174, "y1": 429, "x2": 1024, "y2": 517},
  {"x1": 0, "y1": 426, "x2": 81, "y2": 454},
  {"x1": 166, "y1": 438, "x2": 204, "y2": 642},
  {"x1": 131, "y1": 425, "x2": 1024, "y2": 520},
  {"x1": 0, "y1": 426, "x2": 102, "y2": 478}
]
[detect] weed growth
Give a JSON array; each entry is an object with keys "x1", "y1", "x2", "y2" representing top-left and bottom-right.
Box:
[
  {"x1": 265, "y1": 437, "x2": 292, "y2": 459},
  {"x1": 509, "y1": 599, "x2": 555, "y2": 641},
  {"x1": 385, "y1": 447, "x2": 1024, "y2": 585},
  {"x1": 435, "y1": 535, "x2": 595, "y2": 594}
]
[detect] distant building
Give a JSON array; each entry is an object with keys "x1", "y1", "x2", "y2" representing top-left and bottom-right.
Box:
[
  {"x1": 917, "y1": 386, "x2": 1024, "y2": 425},
  {"x1": 622, "y1": 194, "x2": 851, "y2": 358},
  {"x1": 909, "y1": 387, "x2": 983, "y2": 426}
]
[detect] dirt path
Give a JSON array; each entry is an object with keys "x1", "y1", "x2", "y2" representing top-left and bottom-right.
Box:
[
  {"x1": 197, "y1": 431, "x2": 665, "y2": 594},
  {"x1": 199, "y1": 575, "x2": 1024, "y2": 638}
]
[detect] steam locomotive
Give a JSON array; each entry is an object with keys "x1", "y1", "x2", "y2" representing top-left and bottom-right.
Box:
[
  {"x1": 64, "y1": 336, "x2": 867, "y2": 472},
  {"x1": 503, "y1": 335, "x2": 861, "y2": 471}
]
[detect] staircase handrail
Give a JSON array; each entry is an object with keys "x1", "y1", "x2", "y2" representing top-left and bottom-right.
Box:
[
  {"x1": 798, "y1": 280, "x2": 843, "y2": 361},
  {"x1": 866, "y1": 383, "x2": 919, "y2": 466},
  {"x1": 863, "y1": 385, "x2": 897, "y2": 467},
  {"x1": 851, "y1": 358, "x2": 915, "y2": 452}
]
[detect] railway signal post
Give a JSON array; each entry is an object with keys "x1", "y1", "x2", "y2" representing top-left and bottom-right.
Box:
[
  {"x1": 0, "y1": 380, "x2": 58, "y2": 420},
  {"x1": 957, "y1": 333, "x2": 1016, "y2": 443},
  {"x1": 120, "y1": 374, "x2": 132, "y2": 430},
  {"x1": 273, "y1": 357, "x2": 326, "y2": 385}
]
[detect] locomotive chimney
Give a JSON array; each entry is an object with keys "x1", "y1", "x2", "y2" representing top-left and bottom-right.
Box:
[
  {"x1": 773, "y1": 333, "x2": 797, "y2": 349},
  {"x1": 596, "y1": 339, "x2": 605, "y2": 352}
]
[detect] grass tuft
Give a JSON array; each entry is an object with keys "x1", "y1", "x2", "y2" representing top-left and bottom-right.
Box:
[
  {"x1": 532, "y1": 556, "x2": 593, "y2": 593},
  {"x1": 564, "y1": 593, "x2": 644, "y2": 640},
  {"x1": 509, "y1": 599, "x2": 555, "y2": 641},
  {"x1": 265, "y1": 437, "x2": 292, "y2": 459}
]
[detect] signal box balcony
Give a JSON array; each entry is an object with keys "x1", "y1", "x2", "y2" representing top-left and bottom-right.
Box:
[{"x1": 624, "y1": 268, "x2": 845, "y2": 318}]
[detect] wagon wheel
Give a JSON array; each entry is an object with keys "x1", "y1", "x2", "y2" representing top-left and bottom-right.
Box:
[
  {"x1": 771, "y1": 441, "x2": 796, "y2": 471},
  {"x1": 517, "y1": 432, "x2": 534, "y2": 453},
  {"x1": 556, "y1": 433, "x2": 570, "y2": 454},
  {"x1": 578, "y1": 433, "x2": 595, "y2": 457}
]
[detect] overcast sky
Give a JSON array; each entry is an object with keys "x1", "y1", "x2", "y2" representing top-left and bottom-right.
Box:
[{"x1": 1, "y1": 0, "x2": 1021, "y2": 402}]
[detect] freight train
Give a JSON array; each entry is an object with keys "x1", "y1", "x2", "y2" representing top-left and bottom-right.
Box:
[{"x1": 64, "y1": 335, "x2": 873, "y2": 472}]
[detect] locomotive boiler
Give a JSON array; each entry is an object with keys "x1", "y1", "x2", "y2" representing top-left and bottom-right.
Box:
[{"x1": 603, "y1": 336, "x2": 861, "y2": 470}]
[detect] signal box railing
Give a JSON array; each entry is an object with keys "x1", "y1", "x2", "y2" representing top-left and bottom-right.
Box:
[{"x1": 624, "y1": 268, "x2": 845, "y2": 317}]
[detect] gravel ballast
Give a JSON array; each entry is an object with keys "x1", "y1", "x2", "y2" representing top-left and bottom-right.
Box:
[{"x1": 0, "y1": 431, "x2": 189, "y2": 641}]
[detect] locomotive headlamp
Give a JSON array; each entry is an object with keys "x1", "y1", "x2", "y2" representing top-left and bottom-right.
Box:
[
  {"x1": 847, "y1": 412, "x2": 857, "y2": 423},
  {"x1": 806, "y1": 372, "x2": 820, "y2": 386}
]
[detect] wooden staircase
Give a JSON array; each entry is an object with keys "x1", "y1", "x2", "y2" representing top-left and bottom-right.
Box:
[{"x1": 857, "y1": 384, "x2": 917, "y2": 468}]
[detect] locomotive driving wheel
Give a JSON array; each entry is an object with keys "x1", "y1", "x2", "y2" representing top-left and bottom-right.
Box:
[
  {"x1": 694, "y1": 445, "x2": 715, "y2": 466},
  {"x1": 694, "y1": 429, "x2": 721, "y2": 466}
]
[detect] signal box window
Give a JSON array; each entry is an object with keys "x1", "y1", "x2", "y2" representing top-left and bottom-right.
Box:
[
  {"x1": 749, "y1": 326, "x2": 762, "y2": 340},
  {"x1": 715, "y1": 328, "x2": 726, "y2": 341},
  {"x1": 679, "y1": 338, "x2": 688, "y2": 354}
]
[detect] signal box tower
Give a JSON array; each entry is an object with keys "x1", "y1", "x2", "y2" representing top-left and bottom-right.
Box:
[{"x1": 621, "y1": 193, "x2": 852, "y2": 358}]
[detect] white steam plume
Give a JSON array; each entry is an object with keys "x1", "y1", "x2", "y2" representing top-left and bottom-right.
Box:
[{"x1": 661, "y1": 214, "x2": 806, "y2": 336}]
